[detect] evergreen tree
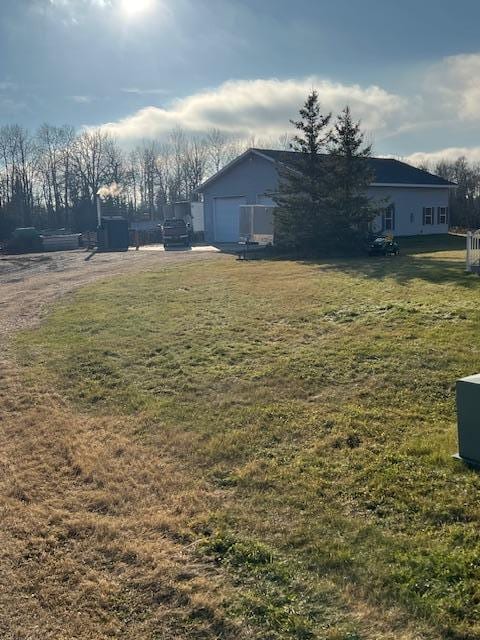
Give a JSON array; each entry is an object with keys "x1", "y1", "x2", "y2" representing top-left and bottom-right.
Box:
[
  {"x1": 328, "y1": 106, "x2": 377, "y2": 241},
  {"x1": 274, "y1": 91, "x2": 332, "y2": 250}
]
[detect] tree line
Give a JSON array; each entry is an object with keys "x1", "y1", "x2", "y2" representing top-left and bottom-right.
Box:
[
  {"x1": 3, "y1": 95, "x2": 477, "y2": 246},
  {"x1": 0, "y1": 124, "x2": 285, "y2": 240},
  {"x1": 415, "y1": 156, "x2": 480, "y2": 230}
]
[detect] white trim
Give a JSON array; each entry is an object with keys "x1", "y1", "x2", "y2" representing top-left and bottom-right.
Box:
[
  {"x1": 438, "y1": 206, "x2": 449, "y2": 225},
  {"x1": 251, "y1": 149, "x2": 277, "y2": 164},
  {"x1": 423, "y1": 206, "x2": 435, "y2": 226},
  {"x1": 251, "y1": 149, "x2": 304, "y2": 176},
  {"x1": 384, "y1": 204, "x2": 395, "y2": 231},
  {"x1": 370, "y1": 182, "x2": 455, "y2": 189}
]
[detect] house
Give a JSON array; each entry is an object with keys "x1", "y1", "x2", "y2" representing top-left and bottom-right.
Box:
[{"x1": 197, "y1": 148, "x2": 456, "y2": 243}]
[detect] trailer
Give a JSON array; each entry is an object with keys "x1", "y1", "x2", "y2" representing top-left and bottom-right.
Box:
[{"x1": 239, "y1": 205, "x2": 275, "y2": 245}]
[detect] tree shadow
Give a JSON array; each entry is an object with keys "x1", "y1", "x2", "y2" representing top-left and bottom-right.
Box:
[
  {"x1": 309, "y1": 253, "x2": 476, "y2": 288},
  {"x1": 394, "y1": 234, "x2": 465, "y2": 255},
  {"x1": 245, "y1": 235, "x2": 476, "y2": 288},
  {"x1": 164, "y1": 245, "x2": 192, "y2": 252}
]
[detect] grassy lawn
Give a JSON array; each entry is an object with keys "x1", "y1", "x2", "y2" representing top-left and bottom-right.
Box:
[{"x1": 12, "y1": 234, "x2": 480, "y2": 639}]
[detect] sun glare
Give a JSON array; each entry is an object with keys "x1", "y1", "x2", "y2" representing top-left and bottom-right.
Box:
[{"x1": 120, "y1": 0, "x2": 155, "y2": 18}]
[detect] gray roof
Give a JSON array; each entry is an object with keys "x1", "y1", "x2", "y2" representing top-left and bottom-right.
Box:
[{"x1": 253, "y1": 149, "x2": 456, "y2": 187}]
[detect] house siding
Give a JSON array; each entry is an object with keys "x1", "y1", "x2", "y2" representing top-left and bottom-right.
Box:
[
  {"x1": 368, "y1": 186, "x2": 450, "y2": 236},
  {"x1": 200, "y1": 152, "x2": 451, "y2": 241},
  {"x1": 202, "y1": 152, "x2": 279, "y2": 243}
]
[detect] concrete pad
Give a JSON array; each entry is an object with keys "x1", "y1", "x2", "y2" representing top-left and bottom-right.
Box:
[{"x1": 131, "y1": 244, "x2": 221, "y2": 253}]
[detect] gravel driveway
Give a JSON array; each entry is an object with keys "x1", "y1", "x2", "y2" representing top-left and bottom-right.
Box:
[{"x1": 0, "y1": 248, "x2": 221, "y2": 344}]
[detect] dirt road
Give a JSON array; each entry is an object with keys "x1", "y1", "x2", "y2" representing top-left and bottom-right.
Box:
[{"x1": 0, "y1": 248, "x2": 220, "y2": 342}]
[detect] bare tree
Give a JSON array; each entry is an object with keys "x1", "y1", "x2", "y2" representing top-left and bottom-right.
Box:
[
  {"x1": 0, "y1": 120, "x2": 293, "y2": 237},
  {"x1": 35, "y1": 124, "x2": 75, "y2": 228},
  {"x1": 134, "y1": 141, "x2": 159, "y2": 218},
  {"x1": 184, "y1": 136, "x2": 208, "y2": 197},
  {"x1": 0, "y1": 125, "x2": 36, "y2": 226},
  {"x1": 71, "y1": 130, "x2": 121, "y2": 203},
  {"x1": 205, "y1": 128, "x2": 240, "y2": 174}
]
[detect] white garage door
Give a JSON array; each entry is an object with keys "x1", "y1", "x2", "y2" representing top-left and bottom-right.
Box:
[{"x1": 214, "y1": 196, "x2": 246, "y2": 242}]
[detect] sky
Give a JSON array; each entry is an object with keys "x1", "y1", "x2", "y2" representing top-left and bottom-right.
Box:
[{"x1": 2, "y1": 0, "x2": 480, "y2": 164}]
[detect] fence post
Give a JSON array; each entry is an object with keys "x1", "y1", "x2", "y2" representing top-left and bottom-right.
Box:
[{"x1": 467, "y1": 231, "x2": 472, "y2": 272}]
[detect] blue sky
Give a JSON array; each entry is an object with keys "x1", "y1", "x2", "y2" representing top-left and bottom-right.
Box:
[{"x1": 2, "y1": 0, "x2": 480, "y2": 163}]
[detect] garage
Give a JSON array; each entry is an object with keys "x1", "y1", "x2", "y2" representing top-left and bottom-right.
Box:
[
  {"x1": 198, "y1": 148, "x2": 455, "y2": 243},
  {"x1": 213, "y1": 196, "x2": 246, "y2": 242}
]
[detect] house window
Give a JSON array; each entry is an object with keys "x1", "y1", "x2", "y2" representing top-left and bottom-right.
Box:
[
  {"x1": 384, "y1": 205, "x2": 395, "y2": 231},
  {"x1": 438, "y1": 207, "x2": 449, "y2": 225},
  {"x1": 423, "y1": 207, "x2": 434, "y2": 225}
]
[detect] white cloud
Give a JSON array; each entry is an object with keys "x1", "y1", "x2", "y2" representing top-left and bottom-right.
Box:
[
  {"x1": 0, "y1": 81, "x2": 18, "y2": 92},
  {"x1": 70, "y1": 95, "x2": 94, "y2": 103},
  {"x1": 95, "y1": 76, "x2": 406, "y2": 144},
  {"x1": 426, "y1": 53, "x2": 480, "y2": 122},
  {"x1": 47, "y1": 0, "x2": 111, "y2": 7},
  {"x1": 121, "y1": 87, "x2": 171, "y2": 96},
  {"x1": 404, "y1": 146, "x2": 480, "y2": 167},
  {"x1": 86, "y1": 53, "x2": 480, "y2": 163}
]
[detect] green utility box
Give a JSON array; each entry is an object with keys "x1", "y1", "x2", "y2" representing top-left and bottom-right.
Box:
[{"x1": 456, "y1": 374, "x2": 480, "y2": 466}]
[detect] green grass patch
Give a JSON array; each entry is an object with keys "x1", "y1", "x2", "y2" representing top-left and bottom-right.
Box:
[{"x1": 16, "y1": 239, "x2": 480, "y2": 638}]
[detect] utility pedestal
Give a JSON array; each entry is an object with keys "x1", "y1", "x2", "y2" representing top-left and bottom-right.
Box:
[{"x1": 455, "y1": 374, "x2": 480, "y2": 467}]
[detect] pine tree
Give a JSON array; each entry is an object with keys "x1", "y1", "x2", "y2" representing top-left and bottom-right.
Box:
[
  {"x1": 328, "y1": 106, "x2": 377, "y2": 241},
  {"x1": 274, "y1": 91, "x2": 332, "y2": 250}
]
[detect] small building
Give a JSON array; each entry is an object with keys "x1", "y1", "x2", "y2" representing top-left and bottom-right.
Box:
[{"x1": 197, "y1": 148, "x2": 456, "y2": 243}]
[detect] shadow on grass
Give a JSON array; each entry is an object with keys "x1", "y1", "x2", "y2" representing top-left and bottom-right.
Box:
[
  {"x1": 164, "y1": 245, "x2": 193, "y2": 252},
  {"x1": 237, "y1": 235, "x2": 477, "y2": 287},
  {"x1": 395, "y1": 233, "x2": 465, "y2": 255},
  {"x1": 310, "y1": 254, "x2": 477, "y2": 287}
]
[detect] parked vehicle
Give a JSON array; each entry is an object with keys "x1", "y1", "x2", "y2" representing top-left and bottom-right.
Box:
[
  {"x1": 368, "y1": 236, "x2": 400, "y2": 257},
  {"x1": 161, "y1": 219, "x2": 190, "y2": 248}
]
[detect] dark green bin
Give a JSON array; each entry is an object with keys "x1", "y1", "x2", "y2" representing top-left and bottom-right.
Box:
[
  {"x1": 98, "y1": 216, "x2": 129, "y2": 251},
  {"x1": 456, "y1": 374, "x2": 480, "y2": 466}
]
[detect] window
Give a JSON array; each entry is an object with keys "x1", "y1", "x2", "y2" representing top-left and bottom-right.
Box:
[
  {"x1": 410, "y1": 212, "x2": 414, "y2": 224},
  {"x1": 423, "y1": 207, "x2": 434, "y2": 225},
  {"x1": 438, "y1": 207, "x2": 448, "y2": 225},
  {"x1": 384, "y1": 205, "x2": 395, "y2": 231}
]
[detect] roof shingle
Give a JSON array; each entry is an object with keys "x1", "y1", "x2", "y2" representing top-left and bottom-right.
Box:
[{"x1": 252, "y1": 149, "x2": 456, "y2": 187}]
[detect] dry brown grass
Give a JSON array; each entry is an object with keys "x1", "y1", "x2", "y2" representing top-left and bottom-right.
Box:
[
  {"x1": 0, "y1": 352, "x2": 443, "y2": 639},
  {"x1": 0, "y1": 358, "x2": 250, "y2": 639}
]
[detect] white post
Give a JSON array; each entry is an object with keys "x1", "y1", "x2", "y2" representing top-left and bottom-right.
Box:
[{"x1": 467, "y1": 231, "x2": 472, "y2": 272}]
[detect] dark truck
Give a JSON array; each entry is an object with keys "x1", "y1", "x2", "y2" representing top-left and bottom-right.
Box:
[{"x1": 161, "y1": 218, "x2": 190, "y2": 248}]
